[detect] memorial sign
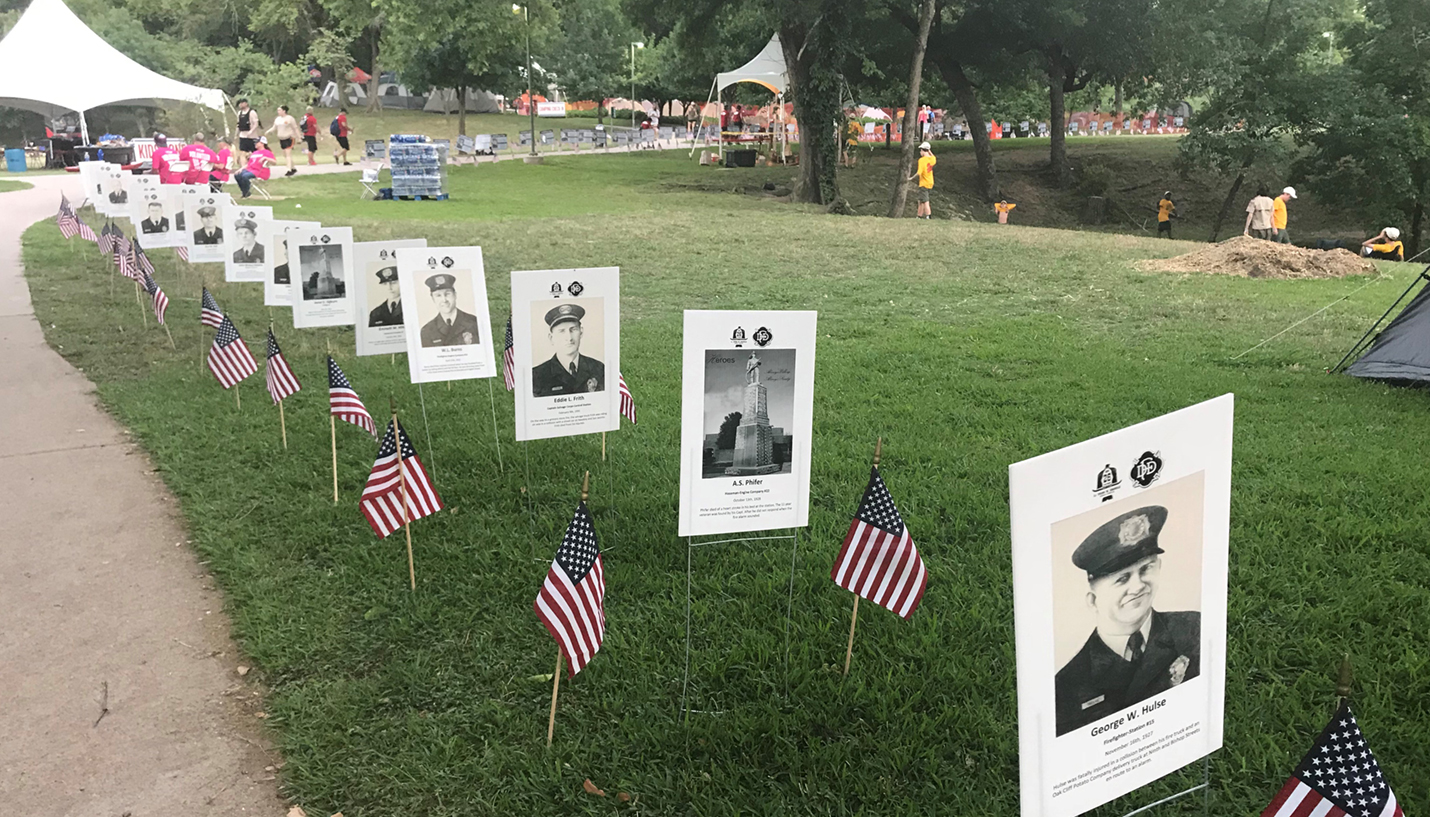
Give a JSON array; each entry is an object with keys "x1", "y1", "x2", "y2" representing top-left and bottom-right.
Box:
[
  {"x1": 353, "y1": 239, "x2": 428, "y2": 356},
  {"x1": 289, "y1": 227, "x2": 356, "y2": 328},
  {"x1": 395, "y1": 247, "x2": 496, "y2": 383}
]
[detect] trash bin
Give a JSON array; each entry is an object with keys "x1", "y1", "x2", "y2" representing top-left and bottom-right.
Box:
[{"x1": 5, "y1": 148, "x2": 26, "y2": 173}]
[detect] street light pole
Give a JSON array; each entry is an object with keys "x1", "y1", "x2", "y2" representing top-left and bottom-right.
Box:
[
  {"x1": 630, "y1": 41, "x2": 644, "y2": 130},
  {"x1": 522, "y1": 5, "x2": 536, "y2": 155}
]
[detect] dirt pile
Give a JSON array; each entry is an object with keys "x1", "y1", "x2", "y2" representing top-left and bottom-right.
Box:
[{"x1": 1139, "y1": 235, "x2": 1377, "y2": 279}]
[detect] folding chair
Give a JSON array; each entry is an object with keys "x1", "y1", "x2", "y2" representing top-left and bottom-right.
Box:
[{"x1": 357, "y1": 167, "x2": 380, "y2": 200}]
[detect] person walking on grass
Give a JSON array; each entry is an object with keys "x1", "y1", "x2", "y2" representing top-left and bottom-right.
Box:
[
  {"x1": 1273, "y1": 186, "x2": 1296, "y2": 244},
  {"x1": 332, "y1": 108, "x2": 353, "y2": 165},
  {"x1": 264, "y1": 105, "x2": 301, "y2": 176},
  {"x1": 301, "y1": 106, "x2": 319, "y2": 166},
  {"x1": 235, "y1": 98, "x2": 261, "y2": 165},
  {"x1": 1157, "y1": 191, "x2": 1176, "y2": 238},
  {"x1": 907, "y1": 141, "x2": 935, "y2": 219},
  {"x1": 1243, "y1": 188, "x2": 1275, "y2": 239}
]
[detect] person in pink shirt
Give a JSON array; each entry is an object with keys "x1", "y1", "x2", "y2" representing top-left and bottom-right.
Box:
[
  {"x1": 211, "y1": 139, "x2": 234, "y2": 191},
  {"x1": 179, "y1": 132, "x2": 220, "y2": 186},
  {"x1": 235, "y1": 136, "x2": 275, "y2": 198},
  {"x1": 151, "y1": 133, "x2": 184, "y2": 184}
]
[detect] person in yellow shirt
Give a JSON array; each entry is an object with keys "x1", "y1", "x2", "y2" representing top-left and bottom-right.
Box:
[
  {"x1": 994, "y1": 199, "x2": 1017, "y2": 224},
  {"x1": 844, "y1": 115, "x2": 861, "y2": 167},
  {"x1": 1157, "y1": 192, "x2": 1176, "y2": 238},
  {"x1": 908, "y1": 141, "x2": 935, "y2": 219},
  {"x1": 1360, "y1": 227, "x2": 1404, "y2": 261},
  {"x1": 1272, "y1": 186, "x2": 1296, "y2": 243}
]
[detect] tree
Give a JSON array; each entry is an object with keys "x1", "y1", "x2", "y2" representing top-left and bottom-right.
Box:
[
  {"x1": 548, "y1": 0, "x2": 640, "y2": 122},
  {"x1": 888, "y1": 0, "x2": 936, "y2": 217},
  {"x1": 715, "y1": 412, "x2": 742, "y2": 450},
  {"x1": 380, "y1": 0, "x2": 533, "y2": 123}
]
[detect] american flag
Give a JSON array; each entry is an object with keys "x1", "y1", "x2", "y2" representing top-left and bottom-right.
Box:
[
  {"x1": 98, "y1": 221, "x2": 119, "y2": 255},
  {"x1": 502, "y1": 316, "x2": 515, "y2": 391},
  {"x1": 1262, "y1": 702, "x2": 1403, "y2": 817},
  {"x1": 57, "y1": 198, "x2": 81, "y2": 239},
  {"x1": 118, "y1": 240, "x2": 141, "y2": 281},
  {"x1": 618, "y1": 372, "x2": 637, "y2": 424},
  {"x1": 175, "y1": 245, "x2": 189, "y2": 262},
  {"x1": 133, "y1": 237, "x2": 155, "y2": 276},
  {"x1": 534, "y1": 499, "x2": 605, "y2": 676},
  {"x1": 141, "y1": 270, "x2": 169, "y2": 324},
  {"x1": 328, "y1": 356, "x2": 376, "y2": 435},
  {"x1": 829, "y1": 467, "x2": 928, "y2": 619},
  {"x1": 77, "y1": 219, "x2": 97, "y2": 243},
  {"x1": 207, "y1": 315, "x2": 258, "y2": 388},
  {"x1": 360, "y1": 419, "x2": 443, "y2": 538},
  {"x1": 264, "y1": 329, "x2": 301, "y2": 404},
  {"x1": 200, "y1": 287, "x2": 224, "y2": 328}
]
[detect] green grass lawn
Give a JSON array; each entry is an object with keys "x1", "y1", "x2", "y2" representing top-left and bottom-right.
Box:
[
  {"x1": 0, "y1": 178, "x2": 32, "y2": 192},
  {"x1": 22, "y1": 151, "x2": 1430, "y2": 816}
]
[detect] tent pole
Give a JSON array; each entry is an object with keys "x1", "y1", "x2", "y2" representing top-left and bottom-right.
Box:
[
  {"x1": 691, "y1": 78, "x2": 716, "y2": 158},
  {"x1": 79, "y1": 110, "x2": 89, "y2": 145},
  {"x1": 1330, "y1": 268, "x2": 1430, "y2": 373}
]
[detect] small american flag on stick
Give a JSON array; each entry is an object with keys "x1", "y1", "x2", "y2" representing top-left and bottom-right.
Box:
[
  {"x1": 118, "y1": 240, "x2": 141, "y2": 281},
  {"x1": 327, "y1": 356, "x2": 375, "y2": 435},
  {"x1": 98, "y1": 221, "x2": 119, "y2": 255},
  {"x1": 207, "y1": 315, "x2": 258, "y2": 388},
  {"x1": 141, "y1": 270, "x2": 169, "y2": 324},
  {"x1": 175, "y1": 245, "x2": 189, "y2": 262},
  {"x1": 830, "y1": 463, "x2": 927, "y2": 620},
  {"x1": 535, "y1": 492, "x2": 606, "y2": 677},
  {"x1": 200, "y1": 287, "x2": 224, "y2": 328},
  {"x1": 618, "y1": 372, "x2": 637, "y2": 424},
  {"x1": 57, "y1": 198, "x2": 81, "y2": 239},
  {"x1": 360, "y1": 419, "x2": 443, "y2": 539},
  {"x1": 133, "y1": 238, "x2": 155, "y2": 276},
  {"x1": 1262, "y1": 701, "x2": 1403, "y2": 817},
  {"x1": 77, "y1": 220, "x2": 97, "y2": 243},
  {"x1": 503, "y1": 316, "x2": 515, "y2": 391},
  {"x1": 264, "y1": 329, "x2": 301, "y2": 403}
]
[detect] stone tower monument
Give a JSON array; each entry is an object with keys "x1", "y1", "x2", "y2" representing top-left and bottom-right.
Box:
[{"x1": 726, "y1": 353, "x2": 780, "y2": 476}]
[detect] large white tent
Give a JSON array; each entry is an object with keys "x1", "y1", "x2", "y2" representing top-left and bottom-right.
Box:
[
  {"x1": 0, "y1": 0, "x2": 225, "y2": 141},
  {"x1": 716, "y1": 34, "x2": 788, "y2": 95}
]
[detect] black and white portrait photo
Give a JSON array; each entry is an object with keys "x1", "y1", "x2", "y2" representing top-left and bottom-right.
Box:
[
  {"x1": 368, "y1": 265, "x2": 402, "y2": 327},
  {"x1": 529, "y1": 298, "x2": 605, "y2": 397},
  {"x1": 701, "y1": 348, "x2": 796, "y2": 479},
  {"x1": 1049, "y1": 475, "x2": 1205, "y2": 736},
  {"x1": 417, "y1": 273, "x2": 480, "y2": 347},
  {"x1": 231, "y1": 218, "x2": 264, "y2": 264},
  {"x1": 193, "y1": 206, "x2": 223, "y2": 245},
  {"x1": 140, "y1": 201, "x2": 169, "y2": 233},
  {"x1": 299, "y1": 245, "x2": 347, "y2": 301}
]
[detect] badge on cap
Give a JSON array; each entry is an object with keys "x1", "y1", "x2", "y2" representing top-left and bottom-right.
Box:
[{"x1": 426, "y1": 273, "x2": 456, "y2": 291}]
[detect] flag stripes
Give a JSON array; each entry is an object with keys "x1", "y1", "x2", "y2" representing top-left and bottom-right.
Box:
[
  {"x1": 207, "y1": 315, "x2": 258, "y2": 388},
  {"x1": 360, "y1": 419, "x2": 442, "y2": 538},
  {"x1": 830, "y1": 467, "x2": 928, "y2": 619},
  {"x1": 1260, "y1": 702, "x2": 1403, "y2": 817},
  {"x1": 327, "y1": 356, "x2": 376, "y2": 435},
  {"x1": 142, "y1": 271, "x2": 169, "y2": 324},
  {"x1": 200, "y1": 287, "x2": 224, "y2": 328},
  {"x1": 618, "y1": 372, "x2": 637, "y2": 424},
  {"x1": 264, "y1": 329, "x2": 301, "y2": 403},
  {"x1": 503, "y1": 316, "x2": 516, "y2": 391},
  {"x1": 534, "y1": 501, "x2": 605, "y2": 676}
]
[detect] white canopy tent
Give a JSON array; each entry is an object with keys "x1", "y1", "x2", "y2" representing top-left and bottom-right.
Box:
[
  {"x1": 700, "y1": 33, "x2": 791, "y2": 159},
  {"x1": 0, "y1": 0, "x2": 226, "y2": 142}
]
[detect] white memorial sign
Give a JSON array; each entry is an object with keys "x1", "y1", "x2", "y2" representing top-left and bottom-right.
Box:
[
  {"x1": 289, "y1": 227, "x2": 356, "y2": 328},
  {"x1": 395, "y1": 247, "x2": 495, "y2": 383},
  {"x1": 222, "y1": 203, "x2": 273, "y2": 282},
  {"x1": 261, "y1": 220, "x2": 319, "y2": 307},
  {"x1": 353, "y1": 238, "x2": 427, "y2": 356},
  {"x1": 183, "y1": 190, "x2": 233, "y2": 264}
]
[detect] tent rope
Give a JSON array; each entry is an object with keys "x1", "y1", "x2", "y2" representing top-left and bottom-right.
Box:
[{"x1": 1230, "y1": 274, "x2": 1388, "y2": 361}]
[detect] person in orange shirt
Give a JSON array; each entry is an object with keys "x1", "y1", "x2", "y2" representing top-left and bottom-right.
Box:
[
  {"x1": 1157, "y1": 192, "x2": 1176, "y2": 238},
  {"x1": 1272, "y1": 186, "x2": 1296, "y2": 243},
  {"x1": 994, "y1": 199, "x2": 1017, "y2": 224}
]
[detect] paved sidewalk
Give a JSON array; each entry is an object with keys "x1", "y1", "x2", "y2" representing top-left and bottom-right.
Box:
[{"x1": 0, "y1": 176, "x2": 283, "y2": 816}]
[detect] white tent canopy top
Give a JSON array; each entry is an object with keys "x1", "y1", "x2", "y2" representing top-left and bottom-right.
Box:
[
  {"x1": 716, "y1": 34, "x2": 787, "y2": 95},
  {"x1": 0, "y1": 0, "x2": 224, "y2": 134}
]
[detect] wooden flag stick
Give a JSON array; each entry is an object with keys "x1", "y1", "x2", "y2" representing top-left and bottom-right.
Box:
[
  {"x1": 394, "y1": 398, "x2": 416, "y2": 591},
  {"x1": 135, "y1": 279, "x2": 147, "y2": 327},
  {"x1": 278, "y1": 398, "x2": 288, "y2": 450},
  {"x1": 844, "y1": 437, "x2": 883, "y2": 677},
  {"x1": 1336, "y1": 654, "x2": 1352, "y2": 704},
  {"x1": 547, "y1": 649, "x2": 563, "y2": 746},
  {"x1": 601, "y1": 432, "x2": 607, "y2": 461},
  {"x1": 162, "y1": 323, "x2": 176, "y2": 349},
  {"x1": 235, "y1": 383, "x2": 241, "y2": 409}
]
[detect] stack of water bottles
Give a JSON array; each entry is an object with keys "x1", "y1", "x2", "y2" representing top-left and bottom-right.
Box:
[{"x1": 387, "y1": 134, "x2": 447, "y2": 199}]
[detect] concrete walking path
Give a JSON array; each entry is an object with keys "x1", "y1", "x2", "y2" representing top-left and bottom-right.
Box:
[{"x1": 0, "y1": 175, "x2": 283, "y2": 816}]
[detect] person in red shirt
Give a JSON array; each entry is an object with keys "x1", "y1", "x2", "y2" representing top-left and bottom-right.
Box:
[
  {"x1": 151, "y1": 133, "x2": 184, "y2": 184},
  {"x1": 332, "y1": 108, "x2": 353, "y2": 165},
  {"x1": 212, "y1": 138, "x2": 234, "y2": 192},
  {"x1": 179, "y1": 133, "x2": 220, "y2": 186},
  {"x1": 235, "y1": 137, "x2": 276, "y2": 198},
  {"x1": 301, "y1": 106, "x2": 319, "y2": 165}
]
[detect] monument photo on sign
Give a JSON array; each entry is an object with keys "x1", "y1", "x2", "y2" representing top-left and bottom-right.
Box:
[
  {"x1": 299, "y1": 244, "x2": 347, "y2": 301},
  {"x1": 702, "y1": 348, "x2": 796, "y2": 478}
]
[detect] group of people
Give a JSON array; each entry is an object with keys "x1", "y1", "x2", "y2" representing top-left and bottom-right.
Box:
[
  {"x1": 1244, "y1": 186, "x2": 1406, "y2": 260},
  {"x1": 234, "y1": 99, "x2": 355, "y2": 178}
]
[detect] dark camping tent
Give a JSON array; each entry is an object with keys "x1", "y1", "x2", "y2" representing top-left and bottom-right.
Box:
[{"x1": 1337, "y1": 266, "x2": 1430, "y2": 382}]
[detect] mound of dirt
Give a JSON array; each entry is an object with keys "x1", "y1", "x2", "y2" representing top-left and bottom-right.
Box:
[{"x1": 1139, "y1": 235, "x2": 1377, "y2": 279}]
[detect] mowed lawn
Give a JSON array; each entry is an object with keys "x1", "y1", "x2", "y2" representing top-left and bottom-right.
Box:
[{"x1": 22, "y1": 151, "x2": 1430, "y2": 816}]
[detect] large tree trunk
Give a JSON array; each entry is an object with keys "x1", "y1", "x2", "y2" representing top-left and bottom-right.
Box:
[
  {"x1": 889, "y1": 0, "x2": 936, "y2": 218},
  {"x1": 1048, "y1": 50, "x2": 1068, "y2": 185},
  {"x1": 366, "y1": 26, "x2": 383, "y2": 113},
  {"x1": 781, "y1": 11, "x2": 847, "y2": 207},
  {"x1": 1114, "y1": 80, "x2": 1123, "y2": 119},
  {"x1": 458, "y1": 87, "x2": 467, "y2": 136},
  {"x1": 931, "y1": 57, "x2": 997, "y2": 201}
]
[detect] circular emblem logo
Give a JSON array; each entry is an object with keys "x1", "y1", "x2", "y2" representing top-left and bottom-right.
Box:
[{"x1": 752, "y1": 327, "x2": 773, "y2": 347}]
